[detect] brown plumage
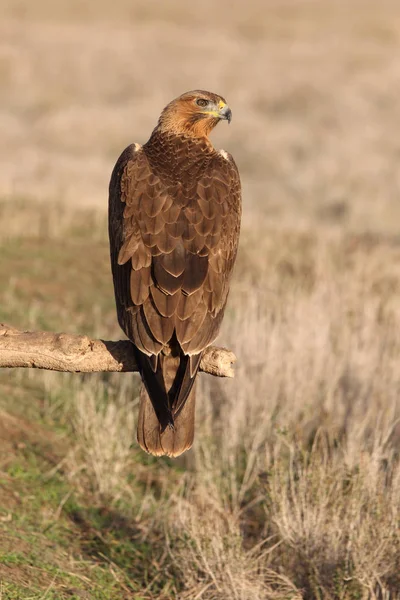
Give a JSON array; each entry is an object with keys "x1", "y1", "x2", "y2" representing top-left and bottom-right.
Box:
[{"x1": 108, "y1": 90, "x2": 241, "y2": 457}]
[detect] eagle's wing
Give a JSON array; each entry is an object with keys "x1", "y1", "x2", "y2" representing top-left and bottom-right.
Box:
[
  {"x1": 109, "y1": 143, "x2": 169, "y2": 357},
  {"x1": 109, "y1": 143, "x2": 241, "y2": 423},
  {"x1": 175, "y1": 150, "x2": 242, "y2": 356}
]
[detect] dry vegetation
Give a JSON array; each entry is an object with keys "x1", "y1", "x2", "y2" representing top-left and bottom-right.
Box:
[{"x1": 1, "y1": 1, "x2": 400, "y2": 598}]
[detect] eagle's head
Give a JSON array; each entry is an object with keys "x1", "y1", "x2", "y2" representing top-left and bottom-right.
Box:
[{"x1": 157, "y1": 90, "x2": 232, "y2": 138}]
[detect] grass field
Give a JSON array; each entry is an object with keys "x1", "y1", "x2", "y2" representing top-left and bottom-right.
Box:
[{"x1": 1, "y1": 1, "x2": 400, "y2": 598}]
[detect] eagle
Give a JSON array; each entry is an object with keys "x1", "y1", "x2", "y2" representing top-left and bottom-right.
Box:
[{"x1": 108, "y1": 90, "x2": 242, "y2": 457}]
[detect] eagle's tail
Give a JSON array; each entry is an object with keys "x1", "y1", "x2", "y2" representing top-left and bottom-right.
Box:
[{"x1": 136, "y1": 351, "x2": 201, "y2": 457}]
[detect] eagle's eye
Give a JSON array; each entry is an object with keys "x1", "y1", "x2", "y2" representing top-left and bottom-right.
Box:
[{"x1": 196, "y1": 98, "x2": 209, "y2": 108}]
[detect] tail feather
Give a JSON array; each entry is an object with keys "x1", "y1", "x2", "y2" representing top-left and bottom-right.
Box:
[
  {"x1": 137, "y1": 380, "x2": 196, "y2": 457},
  {"x1": 170, "y1": 353, "x2": 202, "y2": 417},
  {"x1": 133, "y1": 348, "x2": 172, "y2": 431},
  {"x1": 135, "y1": 349, "x2": 202, "y2": 457}
]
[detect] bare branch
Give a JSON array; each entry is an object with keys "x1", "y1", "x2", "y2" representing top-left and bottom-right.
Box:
[{"x1": 0, "y1": 324, "x2": 236, "y2": 378}]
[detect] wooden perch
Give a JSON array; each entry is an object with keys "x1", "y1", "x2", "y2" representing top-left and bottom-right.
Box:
[{"x1": 0, "y1": 324, "x2": 236, "y2": 378}]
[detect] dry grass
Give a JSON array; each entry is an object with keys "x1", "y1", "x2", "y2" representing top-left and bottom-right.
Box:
[
  {"x1": 1, "y1": 0, "x2": 400, "y2": 598},
  {"x1": 1, "y1": 209, "x2": 395, "y2": 597},
  {"x1": 69, "y1": 381, "x2": 137, "y2": 500}
]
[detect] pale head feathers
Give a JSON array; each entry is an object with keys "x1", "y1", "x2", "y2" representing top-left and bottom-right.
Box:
[{"x1": 156, "y1": 90, "x2": 232, "y2": 139}]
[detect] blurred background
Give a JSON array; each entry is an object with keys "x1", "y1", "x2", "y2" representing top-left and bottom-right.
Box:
[
  {"x1": 3, "y1": 0, "x2": 400, "y2": 230},
  {"x1": 1, "y1": 1, "x2": 400, "y2": 598}
]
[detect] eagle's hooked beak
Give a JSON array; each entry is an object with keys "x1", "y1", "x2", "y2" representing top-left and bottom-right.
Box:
[
  {"x1": 218, "y1": 101, "x2": 232, "y2": 124},
  {"x1": 202, "y1": 100, "x2": 232, "y2": 124}
]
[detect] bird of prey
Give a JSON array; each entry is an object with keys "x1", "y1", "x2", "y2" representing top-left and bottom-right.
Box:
[{"x1": 108, "y1": 90, "x2": 241, "y2": 457}]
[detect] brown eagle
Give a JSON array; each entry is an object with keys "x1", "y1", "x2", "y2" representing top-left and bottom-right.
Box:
[{"x1": 108, "y1": 90, "x2": 241, "y2": 457}]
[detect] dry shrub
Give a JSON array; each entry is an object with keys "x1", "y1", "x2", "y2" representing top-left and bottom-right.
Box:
[
  {"x1": 269, "y1": 438, "x2": 400, "y2": 598},
  {"x1": 68, "y1": 376, "x2": 137, "y2": 501},
  {"x1": 169, "y1": 488, "x2": 300, "y2": 600}
]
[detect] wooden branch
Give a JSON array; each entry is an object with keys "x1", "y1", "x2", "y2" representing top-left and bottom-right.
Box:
[{"x1": 0, "y1": 324, "x2": 236, "y2": 378}]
